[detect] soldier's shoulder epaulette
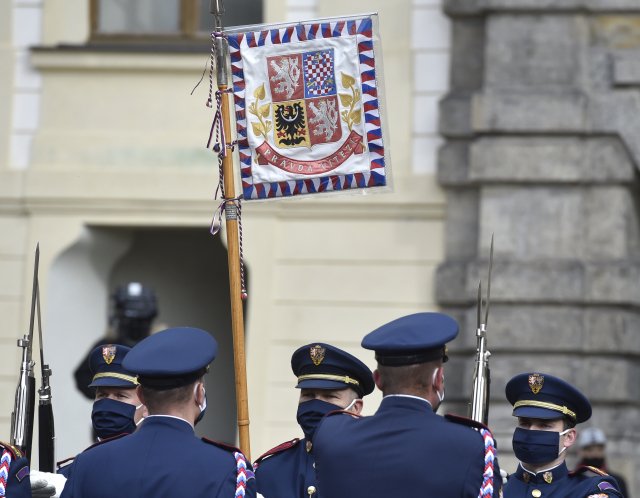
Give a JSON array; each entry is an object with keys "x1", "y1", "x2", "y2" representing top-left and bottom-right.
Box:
[
  {"x1": 202, "y1": 437, "x2": 243, "y2": 454},
  {"x1": 57, "y1": 455, "x2": 75, "y2": 469},
  {"x1": 444, "y1": 413, "x2": 491, "y2": 432},
  {"x1": 570, "y1": 465, "x2": 609, "y2": 478},
  {"x1": 0, "y1": 440, "x2": 23, "y2": 459},
  {"x1": 254, "y1": 438, "x2": 301, "y2": 467},
  {"x1": 83, "y1": 433, "x2": 129, "y2": 452}
]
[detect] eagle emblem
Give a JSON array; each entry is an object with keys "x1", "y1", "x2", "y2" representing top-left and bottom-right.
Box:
[
  {"x1": 309, "y1": 345, "x2": 326, "y2": 366},
  {"x1": 102, "y1": 345, "x2": 117, "y2": 365},
  {"x1": 528, "y1": 373, "x2": 544, "y2": 394}
]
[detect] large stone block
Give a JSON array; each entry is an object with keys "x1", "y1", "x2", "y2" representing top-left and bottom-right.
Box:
[
  {"x1": 449, "y1": 305, "x2": 640, "y2": 355},
  {"x1": 485, "y1": 15, "x2": 588, "y2": 89},
  {"x1": 440, "y1": 94, "x2": 474, "y2": 137},
  {"x1": 612, "y1": 50, "x2": 640, "y2": 86},
  {"x1": 472, "y1": 90, "x2": 588, "y2": 132},
  {"x1": 468, "y1": 137, "x2": 634, "y2": 183},
  {"x1": 480, "y1": 186, "x2": 640, "y2": 260},
  {"x1": 436, "y1": 260, "x2": 587, "y2": 305},
  {"x1": 449, "y1": 18, "x2": 485, "y2": 92},
  {"x1": 445, "y1": 0, "x2": 640, "y2": 15}
]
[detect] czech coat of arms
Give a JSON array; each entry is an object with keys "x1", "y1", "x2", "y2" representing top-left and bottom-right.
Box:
[
  {"x1": 310, "y1": 344, "x2": 326, "y2": 366},
  {"x1": 102, "y1": 345, "x2": 117, "y2": 365},
  {"x1": 228, "y1": 15, "x2": 389, "y2": 200},
  {"x1": 528, "y1": 373, "x2": 545, "y2": 394}
]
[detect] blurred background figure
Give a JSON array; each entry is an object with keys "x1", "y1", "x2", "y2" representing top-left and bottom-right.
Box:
[
  {"x1": 73, "y1": 282, "x2": 158, "y2": 399},
  {"x1": 578, "y1": 427, "x2": 629, "y2": 498}
]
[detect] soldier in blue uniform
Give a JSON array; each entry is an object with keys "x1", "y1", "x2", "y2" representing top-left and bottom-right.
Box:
[
  {"x1": 56, "y1": 343, "x2": 147, "y2": 478},
  {"x1": 503, "y1": 372, "x2": 622, "y2": 497},
  {"x1": 0, "y1": 441, "x2": 30, "y2": 498},
  {"x1": 60, "y1": 326, "x2": 256, "y2": 498},
  {"x1": 313, "y1": 312, "x2": 502, "y2": 498},
  {"x1": 254, "y1": 342, "x2": 374, "y2": 498}
]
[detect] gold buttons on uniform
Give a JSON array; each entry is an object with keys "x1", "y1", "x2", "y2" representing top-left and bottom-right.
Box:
[
  {"x1": 307, "y1": 486, "x2": 317, "y2": 496},
  {"x1": 531, "y1": 489, "x2": 541, "y2": 497}
]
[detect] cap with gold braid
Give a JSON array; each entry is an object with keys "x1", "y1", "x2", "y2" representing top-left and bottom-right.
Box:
[
  {"x1": 292, "y1": 343, "x2": 374, "y2": 397},
  {"x1": 88, "y1": 344, "x2": 138, "y2": 388},
  {"x1": 505, "y1": 372, "x2": 592, "y2": 424}
]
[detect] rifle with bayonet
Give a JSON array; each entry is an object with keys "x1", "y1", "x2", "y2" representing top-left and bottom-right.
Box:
[
  {"x1": 10, "y1": 244, "x2": 39, "y2": 461},
  {"x1": 37, "y1": 274, "x2": 55, "y2": 472},
  {"x1": 469, "y1": 235, "x2": 493, "y2": 425}
]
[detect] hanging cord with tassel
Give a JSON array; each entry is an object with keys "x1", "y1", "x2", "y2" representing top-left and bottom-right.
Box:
[{"x1": 204, "y1": 31, "x2": 247, "y2": 300}]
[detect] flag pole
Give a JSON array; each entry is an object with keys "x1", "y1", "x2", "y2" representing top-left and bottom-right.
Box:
[{"x1": 210, "y1": 0, "x2": 251, "y2": 459}]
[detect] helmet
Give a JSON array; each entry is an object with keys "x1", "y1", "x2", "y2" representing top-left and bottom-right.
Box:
[
  {"x1": 578, "y1": 427, "x2": 607, "y2": 448},
  {"x1": 110, "y1": 283, "x2": 158, "y2": 343}
]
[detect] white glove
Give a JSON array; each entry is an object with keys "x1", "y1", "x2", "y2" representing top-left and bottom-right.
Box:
[
  {"x1": 500, "y1": 468, "x2": 509, "y2": 484},
  {"x1": 30, "y1": 470, "x2": 67, "y2": 498}
]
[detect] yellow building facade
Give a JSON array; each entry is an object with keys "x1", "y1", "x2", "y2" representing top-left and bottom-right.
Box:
[{"x1": 1, "y1": 0, "x2": 450, "y2": 462}]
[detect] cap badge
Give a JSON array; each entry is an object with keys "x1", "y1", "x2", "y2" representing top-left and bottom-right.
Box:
[
  {"x1": 543, "y1": 471, "x2": 553, "y2": 483},
  {"x1": 528, "y1": 373, "x2": 544, "y2": 394},
  {"x1": 102, "y1": 345, "x2": 117, "y2": 365},
  {"x1": 310, "y1": 345, "x2": 325, "y2": 366}
]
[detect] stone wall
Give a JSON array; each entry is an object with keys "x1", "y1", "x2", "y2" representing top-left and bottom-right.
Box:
[{"x1": 437, "y1": 0, "x2": 640, "y2": 487}]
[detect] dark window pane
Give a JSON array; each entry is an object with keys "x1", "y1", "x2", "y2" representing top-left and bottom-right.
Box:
[
  {"x1": 197, "y1": 0, "x2": 263, "y2": 32},
  {"x1": 97, "y1": 0, "x2": 181, "y2": 35}
]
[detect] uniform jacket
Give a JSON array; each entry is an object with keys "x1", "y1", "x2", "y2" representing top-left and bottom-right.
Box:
[
  {"x1": 0, "y1": 442, "x2": 30, "y2": 498},
  {"x1": 60, "y1": 415, "x2": 255, "y2": 498},
  {"x1": 255, "y1": 438, "x2": 318, "y2": 498},
  {"x1": 504, "y1": 462, "x2": 622, "y2": 498},
  {"x1": 57, "y1": 433, "x2": 129, "y2": 479},
  {"x1": 313, "y1": 395, "x2": 502, "y2": 498}
]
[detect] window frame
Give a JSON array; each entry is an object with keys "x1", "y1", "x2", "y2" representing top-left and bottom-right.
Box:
[{"x1": 89, "y1": 0, "x2": 208, "y2": 43}]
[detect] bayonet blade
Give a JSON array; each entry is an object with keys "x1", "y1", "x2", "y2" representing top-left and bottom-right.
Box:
[
  {"x1": 477, "y1": 281, "x2": 482, "y2": 331},
  {"x1": 484, "y1": 234, "x2": 494, "y2": 327},
  {"x1": 27, "y1": 244, "x2": 39, "y2": 362}
]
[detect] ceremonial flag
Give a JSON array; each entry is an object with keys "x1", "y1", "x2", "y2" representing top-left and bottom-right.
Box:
[{"x1": 227, "y1": 14, "x2": 391, "y2": 200}]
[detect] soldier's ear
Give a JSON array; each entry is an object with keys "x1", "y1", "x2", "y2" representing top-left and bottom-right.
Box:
[
  {"x1": 351, "y1": 399, "x2": 364, "y2": 415},
  {"x1": 373, "y1": 369, "x2": 383, "y2": 391},
  {"x1": 136, "y1": 385, "x2": 146, "y2": 405},
  {"x1": 563, "y1": 428, "x2": 577, "y2": 448}
]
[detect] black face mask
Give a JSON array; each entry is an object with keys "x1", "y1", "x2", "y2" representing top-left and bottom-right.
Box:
[
  {"x1": 91, "y1": 398, "x2": 137, "y2": 439},
  {"x1": 296, "y1": 399, "x2": 339, "y2": 440},
  {"x1": 580, "y1": 457, "x2": 606, "y2": 469}
]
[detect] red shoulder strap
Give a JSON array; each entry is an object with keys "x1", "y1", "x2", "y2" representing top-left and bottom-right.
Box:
[
  {"x1": 254, "y1": 438, "x2": 301, "y2": 466},
  {"x1": 445, "y1": 413, "x2": 491, "y2": 431},
  {"x1": 202, "y1": 437, "x2": 243, "y2": 454}
]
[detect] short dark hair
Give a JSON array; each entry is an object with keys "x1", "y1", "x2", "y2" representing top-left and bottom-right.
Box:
[
  {"x1": 377, "y1": 360, "x2": 440, "y2": 395},
  {"x1": 141, "y1": 381, "x2": 197, "y2": 414}
]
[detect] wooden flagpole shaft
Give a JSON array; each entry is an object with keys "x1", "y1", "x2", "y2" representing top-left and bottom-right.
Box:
[
  {"x1": 211, "y1": 0, "x2": 251, "y2": 460},
  {"x1": 220, "y1": 94, "x2": 251, "y2": 460}
]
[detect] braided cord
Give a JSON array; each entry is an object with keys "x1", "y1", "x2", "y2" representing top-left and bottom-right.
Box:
[
  {"x1": 233, "y1": 451, "x2": 249, "y2": 498},
  {"x1": 206, "y1": 31, "x2": 247, "y2": 300},
  {"x1": 0, "y1": 448, "x2": 12, "y2": 497},
  {"x1": 477, "y1": 427, "x2": 496, "y2": 498}
]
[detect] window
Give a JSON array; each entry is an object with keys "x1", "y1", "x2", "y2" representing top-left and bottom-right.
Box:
[{"x1": 90, "y1": 0, "x2": 263, "y2": 41}]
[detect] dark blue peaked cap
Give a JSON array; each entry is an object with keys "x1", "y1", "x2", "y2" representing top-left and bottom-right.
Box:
[
  {"x1": 362, "y1": 312, "x2": 458, "y2": 366},
  {"x1": 123, "y1": 327, "x2": 218, "y2": 390},
  {"x1": 292, "y1": 343, "x2": 374, "y2": 397},
  {"x1": 88, "y1": 344, "x2": 138, "y2": 388},
  {"x1": 506, "y1": 372, "x2": 592, "y2": 424}
]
